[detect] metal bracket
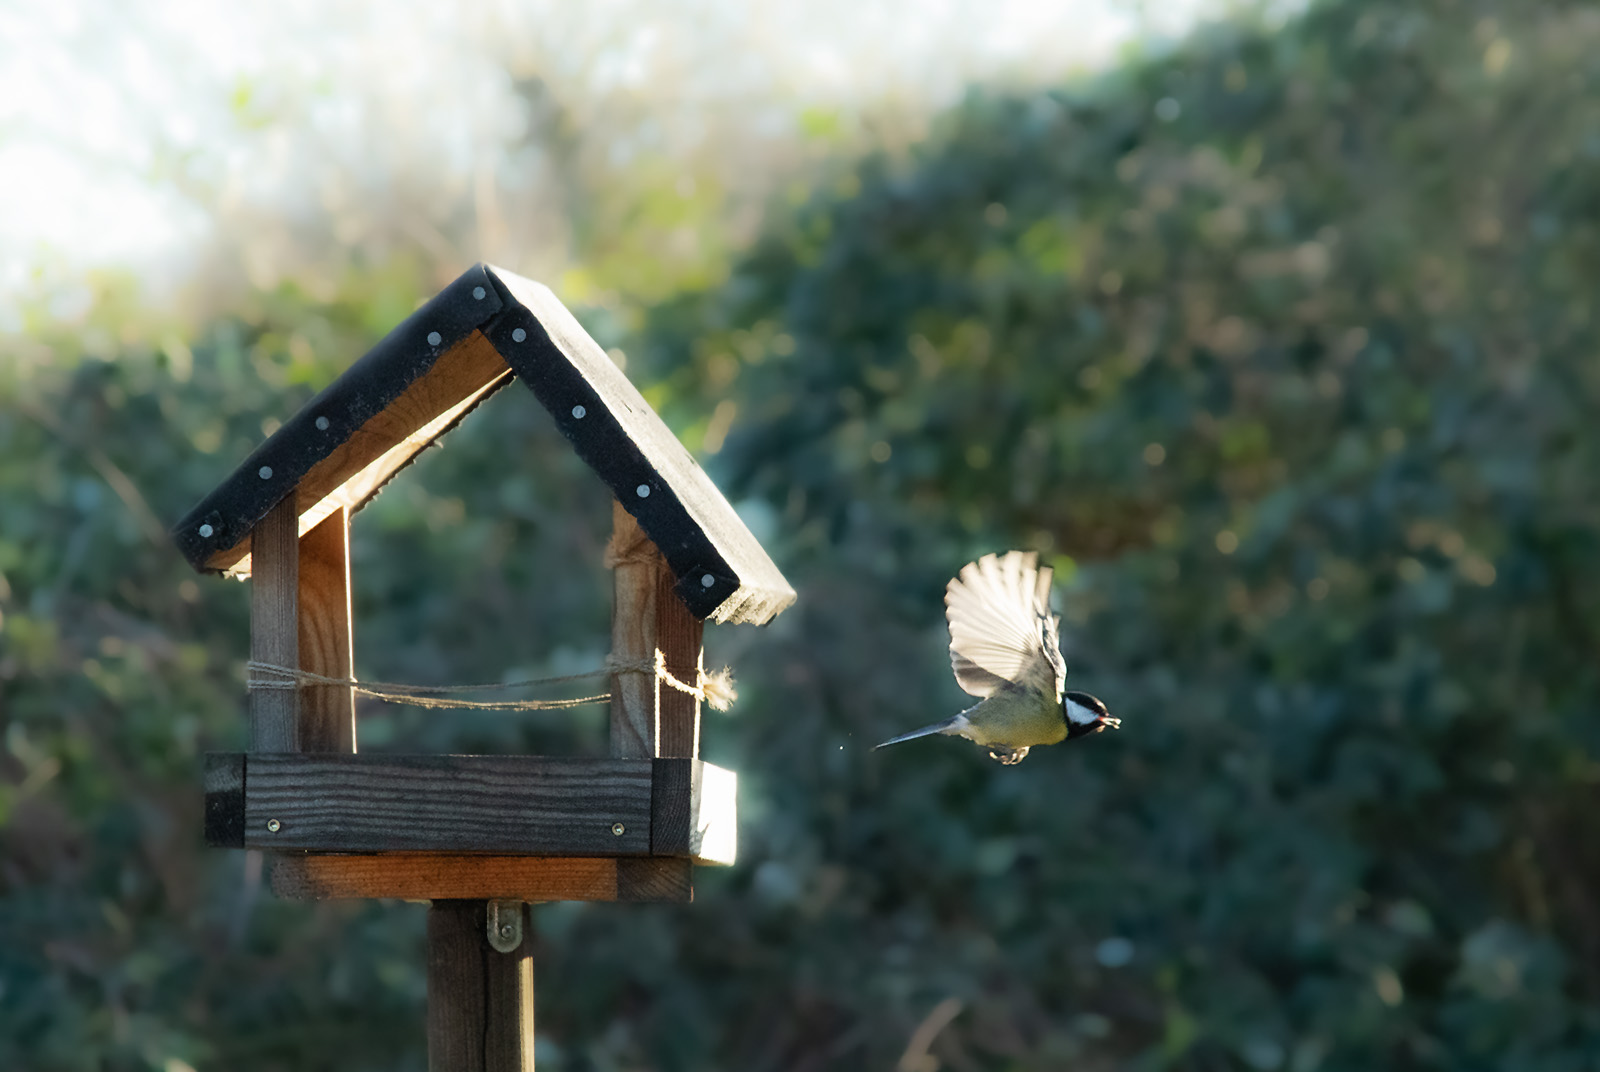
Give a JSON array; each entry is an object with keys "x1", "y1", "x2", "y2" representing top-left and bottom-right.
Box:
[{"x1": 486, "y1": 900, "x2": 522, "y2": 954}]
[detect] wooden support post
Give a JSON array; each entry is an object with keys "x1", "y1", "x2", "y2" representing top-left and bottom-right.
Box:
[
  {"x1": 428, "y1": 900, "x2": 536, "y2": 1072},
  {"x1": 297, "y1": 505, "x2": 356, "y2": 753},
  {"x1": 608, "y1": 500, "x2": 694, "y2": 899},
  {"x1": 249, "y1": 493, "x2": 299, "y2": 752},
  {"x1": 609, "y1": 501, "x2": 660, "y2": 757},
  {"x1": 655, "y1": 565, "x2": 703, "y2": 759}
]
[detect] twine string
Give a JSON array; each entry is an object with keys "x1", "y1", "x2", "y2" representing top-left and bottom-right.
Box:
[{"x1": 245, "y1": 650, "x2": 734, "y2": 712}]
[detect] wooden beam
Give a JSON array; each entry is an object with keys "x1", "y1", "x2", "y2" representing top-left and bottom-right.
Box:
[
  {"x1": 428, "y1": 900, "x2": 535, "y2": 1072},
  {"x1": 655, "y1": 565, "x2": 703, "y2": 758},
  {"x1": 237, "y1": 754, "x2": 653, "y2": 855},
  {"x1": 270, "y1": 854, "x2": 691, "y2": 903},
  {"x1": 297, "y1": 506, "x2": 355, "y2": 753},
  {"x1": 204, "y1": 753, "x2": 245, "y2": 848},
  {"x1": 609, "y1": 500, "x2": 659, "y2": 757},
  {"x1": 249, "y1": 493, "x2": 299, "y2": 752},
  {"x1": 608, "y1": 501, "x2": 694, "y2": 897}
]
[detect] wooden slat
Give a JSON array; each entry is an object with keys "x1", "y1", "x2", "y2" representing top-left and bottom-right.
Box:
[
  {"x1": 242, "y1": 754, "x2": 652, "y2": 854},
  {"x1": 650, "y1": 759, "x2": 737, "y2": 866},
  {"x1": 298, "y1": 506, "x2": 355, "y2": 752},
  {"x1": 609, "y1": 500, "x2": 660, "y2": 757},
  {"x1": 655, "y1": 565, "x2": 703, "y2": 758},
  {"x1": 428, "y1": 900, "x2": 535, "y2": 1072},
  {"x1": 210, "y1": 332, "x2": 512, "y2": 574},
  {"x1": 249, "y1": 493, "x2": 299, "y2": 752},
  {"x1": 269, "y1": 854, "x2": 696, "y2": 903}
]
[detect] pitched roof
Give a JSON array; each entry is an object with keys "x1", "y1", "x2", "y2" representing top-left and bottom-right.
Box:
[{"x1": 172, "y1": 263, "x2": 795, "y2": 625}]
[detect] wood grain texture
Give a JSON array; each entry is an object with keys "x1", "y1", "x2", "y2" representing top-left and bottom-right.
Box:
[
  {"x1": 249, "y1": 493, "x2": 299, "y2": 752},
  {"x1": 243, "y1": 754, "x2": 653, "y2": 854},
  {"x1": 297, "y1": 506, "x2": 355, "y2": 753},
  {"x1": 617, "y1": 859, "x2": 693, "y2": 902},
  {"x1": 655, "y1": 565, "x2": 703, "y2": 759},
  {"x1": 428, "y1": 900, "x2": 535, "y2": 1072},
  {"x1": 272, "y1": 854, "x2": 629, "y2": 901},
  {"x1": 211, "y1": 332, "x2": 511, "y2": 575},
  {"x1": 650, "y1": 759, "x2": 737, "y2": 866},
  {"x1": 203, "y1": 753, "x2": 245, "y2": 848},
  {"x1": 609, "y1": 500, "x2": 660, "y2": 759}
]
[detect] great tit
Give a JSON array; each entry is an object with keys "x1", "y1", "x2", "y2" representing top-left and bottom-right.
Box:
[{"x1": 874, "y1": 550, "x2": 1119, "y2": 764}]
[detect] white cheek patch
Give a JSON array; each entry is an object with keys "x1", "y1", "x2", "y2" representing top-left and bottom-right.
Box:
[{"x1": 1064, "y1": 697, "x2": 1101, "y2": 726}]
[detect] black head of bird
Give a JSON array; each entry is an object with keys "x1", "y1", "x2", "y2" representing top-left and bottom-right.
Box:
[{"x1": 874, "y1": 550, "x2": 1119, "y2": 764}]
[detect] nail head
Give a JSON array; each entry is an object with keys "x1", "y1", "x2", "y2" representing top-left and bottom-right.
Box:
[
  {"x1": 611, "y1": 822, "x2": 626, "y2": 836},
  {"x1": 512, "y1": 327, "x2": 527, "y2": 343},
  {"x1": 258, "y1": 466, "x2": 272, "y2": 480},
  {"x1": 701, "y1": 573, "x2": 715, "y2": 588},
  {"x1": 473, "y1": 286, "x2": 486, "y2": 299},
  {"x1": 572, "y1": 405, "x2": 586, "y2": 419},
  {"x1": 636, "y1": 484, "x2": 650, "y2": 498},
  {"x1": 198, "y1": 523, "x2": 214, "y2": 538},
  {"x1": 426, "y1": 330, "x2": 442, "y2": 346},
  {"x1": 266, "y1": 818, "x2": 281, "y2": 833},
  {"x1": 315, "y1": 416, "x2": 330, "y2": 431}
]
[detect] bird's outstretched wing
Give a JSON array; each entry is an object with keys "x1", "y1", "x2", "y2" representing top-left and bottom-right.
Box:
[{"x1": 945, "y1": 550, "x2": 1066, "y2": 700}]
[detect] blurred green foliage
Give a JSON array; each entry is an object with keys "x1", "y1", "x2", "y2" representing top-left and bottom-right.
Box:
[{"x1": 4, "y1": 0, "x2": 1600, "y2": 1069}]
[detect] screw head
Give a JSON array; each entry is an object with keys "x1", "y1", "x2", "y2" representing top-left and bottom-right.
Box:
[
  {"x1": 315, "y1": 416, "x2": 330, "y2": 431},
  {"x1": 198, "y1": 523, "x2": 214, "y2": 538},
  {"x1": 572, "y1": 405, "x2": 586, "y2": 419},
  {"x1": 701, "y1": 573, "x2": 715, "y2": 588},
  {"x1": 499, "y1": 923, "x2": 515, "y2": 938},
  {"x1": 636, "y1": 484, "x2": 650, "y2": 498},
  {"x1": 426, "y1": 330, "x2": 442, "y2": 346},
  {"x1": 258, "y1": 466, "x2": 273, "y2": 480},
  {"x1": 611, "y1": 822, "x2": 626, "y2": 836},
  {"x1": 266, "y1": 818, "x2": 281, "y2": 833},
  {"x1": 473, "y1": 286, "x2": 487, "y2": 300},
  {"x1": 512, "y1": 327, "x2": 527, "y2": 343}
]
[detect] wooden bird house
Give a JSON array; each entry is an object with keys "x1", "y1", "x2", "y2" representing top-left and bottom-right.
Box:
[{"x1": 178, "y1": 264, "x2": 794, "y2": 1069}]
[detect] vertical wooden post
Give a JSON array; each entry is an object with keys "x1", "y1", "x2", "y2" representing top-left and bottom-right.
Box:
[
  {"x1": 249, "y1": 493, "x2": 299, "y2": 752},
  {"x1": 427, "y1": 901, "x2": 536, "y2": 1072},
  {"x1": 609, "y1": 500, "x2": 694, "y2": 900},
  {"x1": 298, "y1": 506, "x2": 356, "y2": 753},
  {"x1": 655, "y1": 566, "x2": 703, "y2": 759},
  {"x1": 609, "y1": 500, "x2": 660, "y2": 757}
]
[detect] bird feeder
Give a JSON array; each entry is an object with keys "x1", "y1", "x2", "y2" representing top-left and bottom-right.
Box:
[{"x1": 177, "y1": 264, "x2": 794, "y2": 1070}]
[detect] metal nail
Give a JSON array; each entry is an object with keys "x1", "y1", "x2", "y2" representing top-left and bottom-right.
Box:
[
  {"x1": 426, "y1": 330, "x2": 442, "y2": 346},
  {"x1": 512, "y1": 327, "x2": 527, "y2": 343},
  {"x1": 612, "y1": 822, "x2": 626, "y2": 836},
  {"x1": 266, "y1": 818, "x2": 281, "y2": 832}
]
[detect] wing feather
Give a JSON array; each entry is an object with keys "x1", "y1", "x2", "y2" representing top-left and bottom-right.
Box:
[{"x1": 945, "y1": 550, "x2": 1067, "y2": 699}]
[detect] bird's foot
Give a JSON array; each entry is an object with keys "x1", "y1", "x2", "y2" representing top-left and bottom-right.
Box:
[
  {"x1": 987, "y1": 746, "x2": 1030, "y2": 765},
  {"x1": 1103, "y1": 717, "x2": 1121, "y2": 729}
]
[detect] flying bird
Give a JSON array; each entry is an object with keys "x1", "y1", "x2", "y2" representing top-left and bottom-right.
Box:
[{"x1": 875, "y1": 550, "x2": 1119, "y2": 764}]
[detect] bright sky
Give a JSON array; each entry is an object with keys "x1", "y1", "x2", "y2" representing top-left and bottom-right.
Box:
[{"x1": 0, "y1": 0, "x2": 1227, "y2": 313}]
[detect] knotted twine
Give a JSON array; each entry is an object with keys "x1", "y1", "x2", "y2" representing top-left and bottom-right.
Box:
[{"x1": 245, "y1": 650, "x2": 737, "y2": 712}]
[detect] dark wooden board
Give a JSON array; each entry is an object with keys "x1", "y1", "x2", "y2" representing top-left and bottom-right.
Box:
[
  {"x1": 236, "y1": 754, "x2": 654, "y2": 855},
  {"x1": 484, "y1": 267, "x2": 794, "y2": 624},
  {"x1": 172, "y1": 264, "x2": 794, "y2": 626},
  {"x1": 173, "y1": 267, "x2": 512, "y2": 575},
  {"x1": 650, "y1": 758, "x2": 736, "y2": 865}
]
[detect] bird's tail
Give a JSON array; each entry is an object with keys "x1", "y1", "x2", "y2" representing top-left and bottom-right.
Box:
[{"x1": 873, "y1": 716, "x2": 963, "y2": 750}]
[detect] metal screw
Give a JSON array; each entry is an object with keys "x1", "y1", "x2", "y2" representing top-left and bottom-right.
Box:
[
  {"x1": 701, "y1": 573, "x2": 715, "y2": 588},
  {"x1": 572, "y1": 405, "x2": 586, "y2": 419},
  {"x1": 315, "y1": 416, "x2": 330, "y2": 431},
  {"x1": 512, "y1": 327, "x2": 527, "y2": 343},
  {"x1": 266, "y1": 818, "x2": 281, "y2": 833},
  {"x1": 426, "y1": 330, "x2": 442, "y2": 346},
  {"x1": 636, "y1": 484, "x2": 650, "y2": 498},
  {"x1": 499, "y1": 923, "x2": 515, "y2": 938},
  {"x1": 473, "y1": 286, "x2": 486, "y2": 300},
  {"x1": 198, "y1": 523, "x2": 214, "y2": 538},
  {"x1": 611, "y1": 822, "x2": 626, "y2": 836},
  {"x1": 258, "y1": 466, "x2": 273, "y2": 480}
]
